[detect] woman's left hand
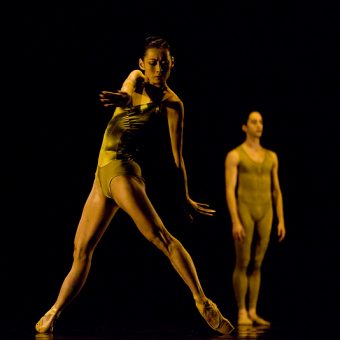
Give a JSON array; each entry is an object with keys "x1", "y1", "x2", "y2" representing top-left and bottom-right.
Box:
[{"x1": 184, "y1": 197, "x2": 216, "y2": 222}]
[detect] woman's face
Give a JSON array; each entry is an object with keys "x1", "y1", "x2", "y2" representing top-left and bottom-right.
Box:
[{"x1": 139, "y1": 47, "x2": 174, "y2": 87}]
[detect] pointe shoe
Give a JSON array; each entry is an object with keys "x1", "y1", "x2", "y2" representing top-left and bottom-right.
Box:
[
  {"x1": 35, "y1": 306, "x2": 60, "y2": 334},
  {"x1": 195, "y1": 298, "x2": 235, "y2": 334}
]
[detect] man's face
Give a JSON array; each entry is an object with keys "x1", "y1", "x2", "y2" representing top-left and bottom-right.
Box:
[
  {"x1": 139, "y1": 47, "x2": 174, "y2": 87},
  {"x1": 244, "y1": 111, "x2": 263, "y2": 137}
]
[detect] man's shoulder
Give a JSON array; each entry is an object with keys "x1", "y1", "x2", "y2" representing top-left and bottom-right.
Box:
[
  {"x1": 226, "y1": 146, "x2": 241, "y2": 162},
  {"x1": 265, "y1": 148, "x2": 277, "y2": 157},
  {"x1": 231, "y1": 144, "x2": 243, "y2": 154}
]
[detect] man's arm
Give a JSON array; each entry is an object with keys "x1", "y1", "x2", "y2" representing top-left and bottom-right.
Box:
[
  {"x1": 271, "y1": 151, "x2": 286, "y2": 242},
  {"x1": 225, "y1": 150, "x2": 245, "y2": 241}
]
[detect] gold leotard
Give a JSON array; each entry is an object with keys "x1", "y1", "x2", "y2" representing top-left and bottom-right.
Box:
[{"x1": 96, "y1": 102, "x2": 161, "y2": 198}]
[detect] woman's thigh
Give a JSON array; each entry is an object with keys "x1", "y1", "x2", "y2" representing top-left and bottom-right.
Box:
[
  {"x1": 110, "y1": 175, "x2": 168, "y2": 241},
  {"x1": 74, "y1": 178, "x2": 119, "y2": 253}
]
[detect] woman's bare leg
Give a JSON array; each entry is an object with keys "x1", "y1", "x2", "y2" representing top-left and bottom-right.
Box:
[
  {"x1": 36, "y1": 178, "x2": 119, "y2": 333},
  {"x1": 110, "y1": 176, "x2": 234, "y2": 334}
]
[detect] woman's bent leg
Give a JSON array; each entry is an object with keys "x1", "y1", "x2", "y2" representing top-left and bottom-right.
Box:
[{"x1": 36, "y1": 179, "x2": 118, "y2": 333}]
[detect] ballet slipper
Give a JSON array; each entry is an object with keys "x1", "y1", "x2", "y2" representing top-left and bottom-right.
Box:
[
  {"x1": 35, "y1": 306, "x2": 60, "y2": 334},
  {"x1": 195, "y1": 297, "x2": 235, "y2": 334}
]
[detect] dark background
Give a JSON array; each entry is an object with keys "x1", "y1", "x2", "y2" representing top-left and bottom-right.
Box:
[{"x1": 2, "y1": 0, "x2": 339, "y2": 337}]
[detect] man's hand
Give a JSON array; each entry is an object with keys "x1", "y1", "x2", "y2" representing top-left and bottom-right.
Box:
[
  {"x1": 277, "y1": 222, "x2": 286, "y2": 242},
  {"x1": 232, "y1": 222, "x2": 246, "y2": 242}
]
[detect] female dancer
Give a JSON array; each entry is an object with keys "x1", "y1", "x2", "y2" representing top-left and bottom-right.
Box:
[{"x1": 35, "y1": 36, "x2": 234, "y2": 335}]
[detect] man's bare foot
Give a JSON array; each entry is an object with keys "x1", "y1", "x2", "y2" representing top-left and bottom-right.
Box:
[
  {"x1": 238, "y1": 310, "x2": 253, "y2": 325},
  {"x1": 248, "y1": 312, "x2": 271, "y2": 326}
]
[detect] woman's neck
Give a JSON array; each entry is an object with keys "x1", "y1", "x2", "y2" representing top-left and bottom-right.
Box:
[{"x1": 144, "y1": 83, "x2": 166, "y2": 103}]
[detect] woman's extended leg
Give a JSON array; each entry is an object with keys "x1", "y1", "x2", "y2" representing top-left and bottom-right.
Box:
[
  {"x1": 35, "y1": 178, "x2": 119, "y2": 333},
  {"x1": 110, "y1": 176, "x2": 234, "y2": 334}
]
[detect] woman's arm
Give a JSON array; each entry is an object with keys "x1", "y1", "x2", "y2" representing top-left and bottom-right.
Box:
[
  {"x1": 99, "y1": 70, "x2": 145, "y2": 108},
  {"x1": 120, "y1": 70, "x2": 145, "y2": 96},
  {"x1": 166, "y1": 99, "x2": 215, "y2": 217},
  {"x1": 225, "y1": 150, "x2": 246, "y2": 241},
  {"x1": 167, "y1": 99, "x2": 188, "y2": 198}
]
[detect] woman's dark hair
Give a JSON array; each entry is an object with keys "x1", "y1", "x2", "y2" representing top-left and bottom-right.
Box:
[{"x1": 142, "y1": 36, "x2": 171, "y2": 57}]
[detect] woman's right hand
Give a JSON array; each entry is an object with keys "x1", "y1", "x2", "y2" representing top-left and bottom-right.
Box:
[{"x1": 99, "y1": 90, "x2": 131, "y2": 108}]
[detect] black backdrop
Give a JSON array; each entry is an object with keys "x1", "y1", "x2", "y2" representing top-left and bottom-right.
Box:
[{"x1": 2, "y1": 0, "x2": 339, "y2": 337}]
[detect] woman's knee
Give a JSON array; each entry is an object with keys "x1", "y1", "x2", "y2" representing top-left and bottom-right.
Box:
[
  {"x1": 73, "y1": 241, "x2": 95, "y2": 262},
  {"x1": 146, "y1": 227, "x2": 176, "y2": 255}
]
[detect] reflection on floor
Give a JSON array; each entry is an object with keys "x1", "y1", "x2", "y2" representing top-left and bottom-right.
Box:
[{"x1": 29, "y1": 324, "x2": 300, "y2": 340}]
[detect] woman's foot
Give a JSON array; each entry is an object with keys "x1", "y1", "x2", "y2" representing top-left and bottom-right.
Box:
[
  {"x1": 35, "y1": 306, "x2": 60, "y2": 334},
  {"x1": 195, "y1": 297, "x2": 235, "y2": 334}
]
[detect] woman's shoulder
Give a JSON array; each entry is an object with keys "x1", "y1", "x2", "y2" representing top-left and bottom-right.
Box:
[
  {"x1": 162, "y1": 87, "x2": 183, "y2": 112},
  {"x1": 163, "y1": 86, "x2": 182, "y2": 102},
  {"x1": 162, "y1": 97, "x2": 183, "y2": 116},
  {"x1": 124, "y1": 69, "x2": 145, "y2": 83}
]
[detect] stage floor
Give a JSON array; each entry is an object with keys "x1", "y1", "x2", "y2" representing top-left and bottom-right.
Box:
[{"x1": 5, "y1": 324, "x2": 310, "y2": 340}]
